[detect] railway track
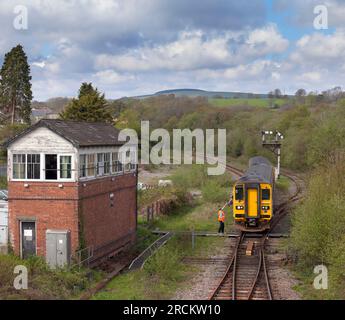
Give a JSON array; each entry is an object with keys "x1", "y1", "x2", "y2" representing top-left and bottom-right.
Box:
[
  {"x1": 209, "y1": 232, "x2": 272, "y2": 300},
  {"x1": 209, "y1": 163, "x2": 305, "y2": 300}
]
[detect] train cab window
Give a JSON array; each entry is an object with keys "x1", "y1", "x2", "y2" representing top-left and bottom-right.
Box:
[
  {"x1": 262, "y1": 189, "x2": 270, "y2": 200},
  {"x1": 235, "y1": 186, "x2": 244, "y2": 200}
]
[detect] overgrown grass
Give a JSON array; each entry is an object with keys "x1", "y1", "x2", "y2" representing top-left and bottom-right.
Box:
[
  {"x1": 170, "y1": 164, "x2": 232, "y2": 204},
  {"x1": 93, "y1": 235, "x2": 225, "y2": 300},
  {"x1": 288, "y1": 153, "x2": 345, "y2": 299},
  {"x1": 138, "y1": 186, "x2": 186, "y2": 210},
  {"x1": 0, "y1": 254, "x2": 102, "y2": 299}
]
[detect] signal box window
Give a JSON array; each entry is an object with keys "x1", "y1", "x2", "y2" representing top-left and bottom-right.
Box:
[
  {"x1": 235, "y1": 186, "x2": 244, "y2": 200},
  {"x1": 112, "y1": 152, "x2": 123, "y2": 174},
  {"x1": 87, "y1": 154, "x2": 96, "y2": 177},
  {"x1": 13, "y1": 154, "x2": 26, "y2": 179},
  {"x1": 104, "y1": 153, "x2": 111, "y2": 175},
  {"x1": 79, "y1": 155, "x2": 87, "y2": 178},
  {"x1": 60, "y1": 156, "x2": 72, "y2": 179},
  {"x1": 45, "y1": 154, "x2": 57, "y2": 180},
  {"x1": 97, "y1": 153, "x2": 104, "y2": 176},
  {"x1": 262, "y1": 189, "x2": 270, "y2": 200},
  {"x1": 27, "y1": 154, "x2": 40, "y2": 179}
]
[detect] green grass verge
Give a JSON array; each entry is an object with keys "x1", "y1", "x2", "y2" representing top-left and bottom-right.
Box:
[
  {"x1": 151, "y1": 202, "x2": 232, "y2": 232},
  {"x1": 276, "y1": 175, "x2": 290, "y2": 191}
]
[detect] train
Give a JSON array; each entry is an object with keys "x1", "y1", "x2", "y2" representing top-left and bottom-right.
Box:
[{"x1": 232, "y1": 156, "x2": 275, "y2": 232}]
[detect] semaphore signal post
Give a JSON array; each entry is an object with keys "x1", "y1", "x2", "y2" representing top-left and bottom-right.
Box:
[{"x1": 261, "y1": 130, "x2": 284, "y2": 179}]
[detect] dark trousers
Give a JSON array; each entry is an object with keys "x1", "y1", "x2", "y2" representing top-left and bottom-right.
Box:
[{"x1": 218, "y1": 221, "x2": 224, "y2": 234}]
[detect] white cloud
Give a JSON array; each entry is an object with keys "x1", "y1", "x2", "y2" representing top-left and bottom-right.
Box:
[
  {"x1": 298, "y1": 71, "x2": 322, "y2": 82},
  {"x1": 32, "y1": 61, "x2": 46, "y2": 68},
  {"x1": 95, "y1": 25, "x2": 289, "y2": 73},
  {"x1": 93, "y1": 69, "x2": 135, "y2": 84},
  {"x1": 245, "y1": 24, "x2": 289, "y2": 55},
  {"x1": 292, "y1": 30, "x2": 345, "y2": 63}
]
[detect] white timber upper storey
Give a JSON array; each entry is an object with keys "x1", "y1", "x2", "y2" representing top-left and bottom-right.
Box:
[{"x1": 7, "y1": 126, "x2": 137, "y2": 183}]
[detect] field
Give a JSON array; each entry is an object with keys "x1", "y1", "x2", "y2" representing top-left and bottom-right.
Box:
[{"x1": 209, "y1": 98, "x2": 287, "y2": 108}]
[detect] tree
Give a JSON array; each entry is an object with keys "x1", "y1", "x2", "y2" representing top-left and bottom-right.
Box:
[
  {"x1": 60, "y1": 82, "x2": 112, "y2": 122},
  {"x1": 109, "y1": 99, "x2": 127, "y2": 118},
  {"x1": 78, "y1": 82, "x2": 95, "y2": 98},
  {"x1": 0, "y1": 44, "x2": 33, "y2": 124},
  {"x1": 295, "y1": 88, "x2": 306, "y2": 97}
]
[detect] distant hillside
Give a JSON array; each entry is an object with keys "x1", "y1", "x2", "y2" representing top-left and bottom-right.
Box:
[
  {"x1": 133, "y1": 88, "x2": 272, "y2": 99},
  {"x1": 32, "y1": 97, "x2": 71, "y2": 113}
]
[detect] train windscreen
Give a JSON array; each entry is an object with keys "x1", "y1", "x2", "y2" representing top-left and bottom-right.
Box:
[
  {"x1": 235, "y1": 186, "x2": 244, "y2": 200},
  {"x1": 262, "y1": 189, "x2": 270, "y2": 200}
]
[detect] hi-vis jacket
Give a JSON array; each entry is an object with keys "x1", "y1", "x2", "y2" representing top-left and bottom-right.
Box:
[{"x1": 218, "y1": 210, "x2": 225, "y2": 222}]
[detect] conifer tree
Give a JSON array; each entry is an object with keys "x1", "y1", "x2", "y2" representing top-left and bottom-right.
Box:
[
  {"x1": 0, "y1": 44, "x2": 33, "y2": 124},
  {"x1": 60, "y1": 82, "x2": 112, "y2": 122}
]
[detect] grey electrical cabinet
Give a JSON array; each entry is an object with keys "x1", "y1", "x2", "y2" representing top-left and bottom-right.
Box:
[{"x1": 46, "y1": 230, "x2": 71, "y2": 269}]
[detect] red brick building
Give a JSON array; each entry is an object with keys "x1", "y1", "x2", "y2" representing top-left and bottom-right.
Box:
[{"x1": 5, "y1": 119, "x2": 137, "y2": 266}]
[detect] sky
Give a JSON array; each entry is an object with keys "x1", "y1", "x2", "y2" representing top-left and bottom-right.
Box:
[{"x1": 1, "y1": 0, "x2": 345, "y2": 101}]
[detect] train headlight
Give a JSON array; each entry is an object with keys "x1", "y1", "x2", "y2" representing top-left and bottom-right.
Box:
[
  {"x1": 262, "y1": 206, "x2": 270, "y2": 210},
  {"x1": 236, "y1": 206, "x2": 244, "y2": 210}
]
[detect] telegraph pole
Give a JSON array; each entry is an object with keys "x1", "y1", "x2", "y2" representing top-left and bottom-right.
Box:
[{"x1": 261, "y1": 130, "x2": 284, "y2": 179}]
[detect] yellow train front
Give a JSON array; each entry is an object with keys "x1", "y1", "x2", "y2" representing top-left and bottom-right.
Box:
[{"x1": 233, "y1": 156, "x2": 275, "y2": 232}]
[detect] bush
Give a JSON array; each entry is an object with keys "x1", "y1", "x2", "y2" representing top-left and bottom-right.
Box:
[
  {"x1": 170, "y1": 165, "x2": 208, "y2": 190},
  {"x1": 289, "y1": 152, "x2": 345, "y2": 298},
  {"x1": 144, "y1": 245, "x2": 183, "y2": 282},
  {"x1": 0, "y1": 254, "x2": 96, "y2": 299},
  {"x1": 202, "y1": 180, "x2": 229, "y2": 203}
]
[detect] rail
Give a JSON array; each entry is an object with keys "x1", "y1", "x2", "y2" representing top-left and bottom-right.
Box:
[
  {"x1": 71, "y1": 246, "x2": 94, "y2": 269},
  {"x1": 128, "y1": 232, "x2": 173, "y2": 270}
]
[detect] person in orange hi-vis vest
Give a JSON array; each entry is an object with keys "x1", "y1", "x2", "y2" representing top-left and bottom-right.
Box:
[{"x1": 218, "y1": 208, "x2": 225, "y2": 235}]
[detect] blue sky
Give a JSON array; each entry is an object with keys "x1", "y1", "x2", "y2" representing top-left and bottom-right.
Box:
[{"x1": 0, "y1": 0, "x2": 345, "y2": 100}]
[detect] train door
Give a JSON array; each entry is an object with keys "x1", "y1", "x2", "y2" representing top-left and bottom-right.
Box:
[{"x1": 247, "y1": 188, "x2": 259, "y2": 218}]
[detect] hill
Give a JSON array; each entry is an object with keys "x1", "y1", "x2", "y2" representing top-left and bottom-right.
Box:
[{"x1": 133, "y1": 88, "x2": 271, "y2": 99}]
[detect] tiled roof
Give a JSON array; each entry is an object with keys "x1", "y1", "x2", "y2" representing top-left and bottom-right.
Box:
[{"x1": 4, "y1": 119, "x2": 125, "y2": 148}]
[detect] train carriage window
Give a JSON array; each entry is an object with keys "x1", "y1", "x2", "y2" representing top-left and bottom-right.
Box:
[
  {"x1": 235, "y1": 186, "x2": 244, "y2": 200},
  {"x1": 262, "y1": 189, "x2": 270, "y2": 200}
]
